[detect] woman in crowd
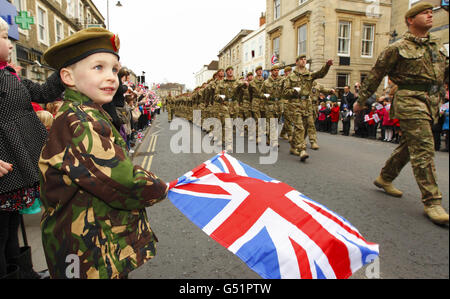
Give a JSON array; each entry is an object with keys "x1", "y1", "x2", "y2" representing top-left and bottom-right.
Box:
[{"x1": 0, "y1": 18, "x2": 64, "y2": 279}]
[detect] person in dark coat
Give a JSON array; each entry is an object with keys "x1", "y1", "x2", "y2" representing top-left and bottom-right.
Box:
[
  {"x1": 102, "y1": 67, "x2": 129, "y2": 131},
  {"x1": 0, "y1": 19, "x2": 65, "y2": 279}
]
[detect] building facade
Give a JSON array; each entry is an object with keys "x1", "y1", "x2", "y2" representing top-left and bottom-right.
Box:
[
  {"x1": 390, "y1": 0, "x2": 449, "y2": 53},
  {"x1": 194, "y1": 60, "x2": 218, "y2": 87},
  {"x1": 156, "y1": 82, "x2": 185, "y2": 99},
  {"x1": 265, "y1": 0, "x2": 392, "y2": 95},
  {"x1": 241, "y1": 22, "x2": 266, "y2": 76},
  {"x1": 218, "y1": 29, "x2": 253, "y2": 78},
  {"x1": 7, "y1": 0, "x2": 105, "y2": 82}
]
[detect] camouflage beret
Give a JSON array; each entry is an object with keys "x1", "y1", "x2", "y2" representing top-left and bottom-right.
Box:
[
  {"x1": 271, "y1": 63, "x2": 281, "y2": 71},
  {"x1": 255, "y1": 66, "x2": 263, "y2": 71},
  {"x1": 296, "y1": 55, "x2": 307, "y2": 62},
  {"x1": 246, "y1": 72, "x2": 254, "y2": 77},
  {"x1": 405, "y1": 2, "x2": 434, "y2": 19},
  {"x1": 226, "y1": 66, "x2": 234, "y2": 71},
  {"x1": 44, "y1": 27, "x2": 120, "y2": 70}
]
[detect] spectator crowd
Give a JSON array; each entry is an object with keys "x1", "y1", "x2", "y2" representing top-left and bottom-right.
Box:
[{"x1": 315, "y1": 81, "x2": 449, "y2": 153}]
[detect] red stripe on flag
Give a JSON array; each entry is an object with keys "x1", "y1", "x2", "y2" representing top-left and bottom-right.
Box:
[
  {"x1": 304, "y1": 201, "x2": 366, "y2": 242},
  {"x1": 210, "y1": 175, "x2": 352, "y2": 279},
  {"x1": 290, "y1": 237, "x2": 312, "y2": 279},
  {"x1": 220, "y1": 155, "x2": 237, "y2": 175}
]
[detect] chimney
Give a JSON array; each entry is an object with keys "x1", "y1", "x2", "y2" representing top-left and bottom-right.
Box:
[{"x1": 259, "y1": 12, "x2": 266, "y2": 27}]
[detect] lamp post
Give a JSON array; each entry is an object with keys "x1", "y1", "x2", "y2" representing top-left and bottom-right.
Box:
[{"x1": 106, "y1": 0, "x2": 123, "y2": 30}]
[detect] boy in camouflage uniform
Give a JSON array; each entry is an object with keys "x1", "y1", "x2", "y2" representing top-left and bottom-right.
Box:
[
  {"x1": 356, "y1": 2, "x2": 449, "y2": 225},
  {"x1": 39, "y1": 28, "x2": 168, "y2": 279}
]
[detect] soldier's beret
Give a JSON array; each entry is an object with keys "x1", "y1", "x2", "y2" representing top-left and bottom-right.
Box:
[
  {"x1": 255, "y1": 66, "x2": 263, "y2": 71},
  {"x1": 247, "y1": 72, "x2": 253, "y2": 77},
  {"x1": 271, "y1": 64, "x2": 281, "y2": 71},
  {"x1": 405, "y1": 2, "x2": 434, "y2": 19},
  {"x1": 226, "y1": 66, "x2": 234, "y2": 71},
  {"x1": 44, "y1": 27, "x2": 120, "y2": 70},
  {"x1": 284, "y1": 66, "x2": 292, "y2": 72},
  {"x1": 296, "y1": 55, "x2": 307, "y2": 61}
]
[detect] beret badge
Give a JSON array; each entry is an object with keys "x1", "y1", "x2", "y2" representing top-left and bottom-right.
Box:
[{"x1": 111, "y1": 34, "x2": 120, "y2": 52}]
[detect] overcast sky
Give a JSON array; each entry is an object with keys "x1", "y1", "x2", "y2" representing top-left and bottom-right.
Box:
[{"x1": 92, "y1": 0, "x2": 266, "y2": 89}]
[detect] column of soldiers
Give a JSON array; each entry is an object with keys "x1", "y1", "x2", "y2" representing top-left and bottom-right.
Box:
[{"x1": 164, "y1": 55, "x2": 333, "y2": 162}]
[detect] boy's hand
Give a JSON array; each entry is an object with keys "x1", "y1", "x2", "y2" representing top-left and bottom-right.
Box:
[{"x1": 0, "y1": 160, "x2": 13, "y2": 178}]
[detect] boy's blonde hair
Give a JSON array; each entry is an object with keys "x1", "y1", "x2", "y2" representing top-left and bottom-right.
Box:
[
  {"x1": 0, "y1": 17, "x2": 9, "y2": 33},
  {"x1": 36, "y1": 110, "x2": 54, "y2": 129}
]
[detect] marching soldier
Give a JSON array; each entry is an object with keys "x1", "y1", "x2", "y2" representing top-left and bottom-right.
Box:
[
  {"x1": 355, "y1": 2, "x2": 449, "y2": 225},
  {"x1": 284, "y1": 55, "x2": 333, "y2": 161},
  {"x1": 261, "y1": 64, "x2": 284, "y2": 148},
  {"x1": 280, "y1": 66, "x2": 293, "y2": 140},
  {"x1": 214, "y1": 66, "x2": 247, "y2": 151},
  {"x1": 250, "y1": 66, "x2": 266, "y2": 143},
  {"x1": 238, "y1": 72, "x2": 256, "y2": 139},
  {"x1": 167, "y1": 92, "x2": 174, "y2": 122}
]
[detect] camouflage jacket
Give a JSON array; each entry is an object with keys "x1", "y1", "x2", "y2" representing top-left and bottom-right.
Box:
[
  {"x1": 39, "y1": 89, "x2": 168, "y2": 279},
  {"x1": 261, "y1": 75, "x2": 283, "y2": 102},
  {"x1": 358, "y1": 31, "x2": 449, "y2": 121},
  {"x1": 283, "y1": 64, "x2": 331, "y2": 99},
  {"x1": 283, "y1": 64, "x2": 331, "y2": 115}
]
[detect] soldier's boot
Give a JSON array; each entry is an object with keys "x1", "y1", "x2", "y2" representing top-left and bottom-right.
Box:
[
  {"x1": 300, "y1": 150, "x2": 309, "y2": 162},
  {"x1": 290, "y1": 148, "x2": 300, "y2": 156},
  {"x1": 280, "y1": 132, "x2": 288, "y2": 140},
  {"x1": 311, "y1": 142, "x2": 320, "y2": 150},
  {"x1": 373, "y1": 176, "x2": 403, "y2": 198},
  {"x1": 424, "y1": 200, "x2": 449, "y2": 225}
]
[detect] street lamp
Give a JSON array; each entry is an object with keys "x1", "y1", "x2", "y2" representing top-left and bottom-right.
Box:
[{"x1": 106, "y1": 0, "x2": 123, "y2": 30}]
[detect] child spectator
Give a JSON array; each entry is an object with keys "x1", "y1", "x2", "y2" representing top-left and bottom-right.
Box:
[
  {"x1": 39, "y1": 28, "x2": 168, "y2": 279},
  {"x1": 330, "y1": 102, "x2": 340, "y2": 134},
  {"x1": 318, "y1": 102, "x2": 329, "y2": 132},
  {"x1": 366, "y1": 104, "x2": 378, "y2": 139},
  {"x1": 381, "y1": 100, "x2": 395, "y2": 142}
]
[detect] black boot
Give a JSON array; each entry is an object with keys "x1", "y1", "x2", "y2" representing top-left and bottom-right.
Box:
[
  {"x1": 8, "y1": 246, "x2": 40, "y2": 279},
  {"x1": 1, "y1": 264, "x2": 20, "y2": 279}
]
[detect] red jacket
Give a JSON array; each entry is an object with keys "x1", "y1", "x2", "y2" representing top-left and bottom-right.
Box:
[{"x1": 330, "y1": 106, "x2": 340, "y2": 122}]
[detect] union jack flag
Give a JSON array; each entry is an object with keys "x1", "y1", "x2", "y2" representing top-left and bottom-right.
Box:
[{"x1": 168, "y1": 152, "x2": 379, "y2": 279}]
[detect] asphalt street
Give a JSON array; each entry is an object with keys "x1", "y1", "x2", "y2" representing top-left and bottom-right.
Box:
[{"x1": 129, "y1": 111, "x2": 449, "y2": 279}]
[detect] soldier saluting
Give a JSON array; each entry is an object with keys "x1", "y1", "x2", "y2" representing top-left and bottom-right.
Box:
[{"x1": 354, "y1": 2, "x2": 449, "y2": 225}]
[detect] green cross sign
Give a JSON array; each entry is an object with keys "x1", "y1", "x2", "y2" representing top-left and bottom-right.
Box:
[{"x1": 15, "y1": 11, "x2": 34, "y2": 30}]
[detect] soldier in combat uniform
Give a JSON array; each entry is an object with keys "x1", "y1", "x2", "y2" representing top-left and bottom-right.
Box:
[{"x1": 355, "y1": 2, "x2": 449, "y2": 225}]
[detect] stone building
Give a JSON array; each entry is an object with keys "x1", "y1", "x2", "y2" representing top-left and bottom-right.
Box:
[
  {"x1": 218, "y1": 29, "x2": 253, "y2": 78},
  {"x1": 241, "y1": 13, "x2": 266, "y2": 76},
  {"x1": 264, "y1": 0, "x2": 392, "y2": 95},
  {"x1": 7, "y1": 0, "x2": 105, "y2": 82},
  {"x1": 156, "y1": 82, "x2": 185, "y2": 99},
  {"x1": 194, "y1": 60, "x2": 218, "y2": 87}
]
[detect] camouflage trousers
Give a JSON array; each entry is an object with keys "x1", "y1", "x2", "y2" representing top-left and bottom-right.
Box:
[
  {"x1": 265, "y1": 101, "x2": 280, "y2": 145},
  {"x1": 303, "y1": 112, "x2": 318, "y2": 145},
  {"x1": 252, "y1": 98, "x2": 263, "y2": 138},
  {"x1": 239, "y1": 101, "x2": 255, "y2": 137},
  {"x1": 380, "y1": 118, "x2": 442, "y2": 203},
  {"x1": 289, "y1": 103, "x2": 307, "y2": 151},
  {"x1": 167, "y1": 106, "x2": 173, "y2": 121}
]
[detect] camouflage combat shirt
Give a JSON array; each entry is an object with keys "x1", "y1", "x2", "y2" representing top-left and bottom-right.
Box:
[
  {"x1": 39, "y1": 89, "x2": 168, "y2": 279},
  {"x1": 358, "y1": 31, "x2": 449, "y2": 122}
]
